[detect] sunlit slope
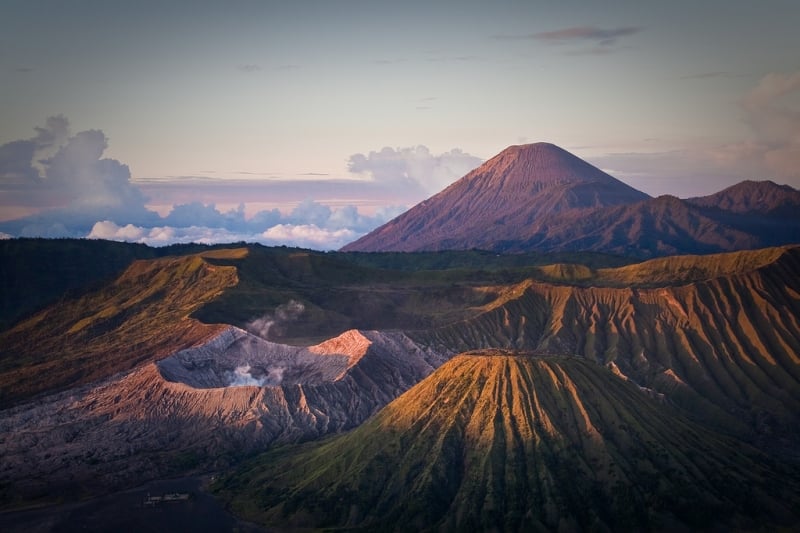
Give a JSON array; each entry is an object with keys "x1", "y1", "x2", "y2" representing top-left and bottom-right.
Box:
[
  {"x1": 0, "y1": 249, "x2": 242, "y2": 406},
  {"x1": 216, "y1": 354, "x2": 800, "y2": 531},
  {"x1": 416, "y1": 246, "x2": 800, "y2": 449}
]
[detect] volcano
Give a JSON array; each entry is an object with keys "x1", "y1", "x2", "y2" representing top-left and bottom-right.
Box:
[
  {"x1": 216, "y1": 353, "x2": 800, "y2": 531},
  {"x1": 343, "y1": 142, "x2": 650, "y2": 252},
  {"x1": 342, "y1": 143, "x2": 800, "y2": 257}
]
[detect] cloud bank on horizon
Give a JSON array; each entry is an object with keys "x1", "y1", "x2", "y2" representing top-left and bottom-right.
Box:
[{"x1": 0, "y1": 116, "x2": 474, "y2": 249}]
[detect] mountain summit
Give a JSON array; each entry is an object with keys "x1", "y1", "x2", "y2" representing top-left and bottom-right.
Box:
[
  {"x1": 441, "y1": 142, "x2": 652, "y2": 214},
  {"x1": 449, "y1": 142, "x2": 647, "y2": 198},
  {"x1": 343, "y1": 143, "x2": 800, "y2": 256}
]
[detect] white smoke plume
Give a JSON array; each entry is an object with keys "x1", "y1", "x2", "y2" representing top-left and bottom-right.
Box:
[
  {"x1": 265, "y1": 365, "x2": 286, "y2": 386},
  {"x1": 245, "y1": 316, "x2": 276, "y2": 339},
  {"x1": 226, "y1": 364, "x2": 288, "y2": 387},
  {"x1": 245, "y1": 300, "x2": 305, "y2": 340},
  {"x1": 227, "y1": 364, "x2": 266, "y2": 387}
]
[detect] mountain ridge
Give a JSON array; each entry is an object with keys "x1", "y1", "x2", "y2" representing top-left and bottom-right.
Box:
[
  {"x1": 0, "y1": 250, "x2": 242, "y2": 406},
  {"x1": 344, "y1": 143, "x2": 651, "y2": 253},
  {"x1": 688, "y1": 179, "x2": 800, "y2": 213},
  {"x1": 342, "y1": 143, "x2": 800, "y2": 256}
]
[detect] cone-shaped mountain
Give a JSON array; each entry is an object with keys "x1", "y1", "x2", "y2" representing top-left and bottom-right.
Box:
[
  {"x1": 342, "y1": 142, "x2": 650, "y2": 252},
  {"x1": 216, "y1": 353, "x2": 800, "y2": 531}
]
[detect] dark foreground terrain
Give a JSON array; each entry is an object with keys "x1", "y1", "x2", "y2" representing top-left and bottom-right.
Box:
[
  {"x1": 0, "y1": 476, "x2": 263, "y2": 533},
  {"x1": 1, "y1": 239, "x2": 799, "y2": 531}
]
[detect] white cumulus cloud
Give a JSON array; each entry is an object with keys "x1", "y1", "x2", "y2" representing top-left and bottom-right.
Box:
[
  {"x1": 88, "y1": 219, "x2": 365, "y2": 250},
  {"x1": 347, "y1": 145, "x2": 482, "y2": 194},
  {"x1": 1, "y1": 118, "x2": 418, "y2": 249},
  {"x1": 261, "y1": 224, "x2": 357, "y2": 250}
]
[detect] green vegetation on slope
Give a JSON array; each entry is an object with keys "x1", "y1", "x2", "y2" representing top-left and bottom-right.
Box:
[
  {"x1": 0, "y1": 238, "x2": 157, "y2": 331},
  {"x1": 3, "y1": 239, "x2": 796, "y2": 415},
  {"x1": 0, "y1": 249, "x2": 241, "y2": 407},
  {"x1": 215, "y1": 353, "x2": 800, "y2": 531},
  {"x1": 1, "y1": 239, "x2": 798, "y2": 527},
  {"x1": 197, "y1": 245, "x2": 794, "y2": 343},
  {"x1": 192, "y1": 246, "x2": 571, "y2": 342},
  {"x1": 0, "y1": 238, "x2": 248, "y2": 332},
  {"x1": 340, "y1": 248, "x2": 634, "y2": 271}
]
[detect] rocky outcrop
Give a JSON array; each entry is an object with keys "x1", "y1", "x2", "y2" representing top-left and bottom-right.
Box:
[{"x1": 157, "y1": 327, "x2": 356, "y2": 388}]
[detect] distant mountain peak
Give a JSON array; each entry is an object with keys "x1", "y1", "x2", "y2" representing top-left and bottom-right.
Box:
[
  {"x1": 343, "y1": 142, "x2": 650, "y2": 252},
  {"x1": 688, "y1": 179, "x2": 800, "y2": 213}
]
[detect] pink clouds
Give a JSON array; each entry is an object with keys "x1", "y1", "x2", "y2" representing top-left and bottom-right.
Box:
[
  {"x1": 696, "y1": 71, "x2": 800, "y2": 182},
  {"x1": 347, "y1": 145, "x2": 482, "y2": 194},
  {"x1": 739, "y1": 71, "x2": 800, "y2": 178},
  {"x1": 261, "y1": 224, "x2": 357, "y2": 249},
  {"x1": 531, "y1": 26, "x2": 641, "y2": 46},
  {"x1": 589, "y1": 71, "x2": 800, "y2": 197}
]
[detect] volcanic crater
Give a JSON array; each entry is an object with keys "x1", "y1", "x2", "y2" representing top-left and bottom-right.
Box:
[{"x1": 156, "y1": 327, "x2": 366, "y2": 389}]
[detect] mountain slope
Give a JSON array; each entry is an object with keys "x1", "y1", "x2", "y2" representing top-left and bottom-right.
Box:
[
  {"x1": 2, "y1": 240, "x2": 798, "y2": 514},
  {"x1": 688, "y1": 179, "x2": 800, "y2": 213},
  {"x1": 0, "y1": 238, "x2": 157, "y2": 331},
  {"x1": 504, "y1": 194, "x2": 760, "y2": 256},
  {"x1": 342, "y1": 143, "x2": 800, "y2": 256},
  {"x1": 216, "y1": 353, "x2": 800, "y2": 531}
]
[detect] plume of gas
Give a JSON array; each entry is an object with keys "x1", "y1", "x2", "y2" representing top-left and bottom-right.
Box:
[
  {"x1": 227, "y1": 364, "x2": 266, "y2": 387},
  {"x1": 226, "y1": 364, "x2": 287, "y2": 387},
  {"x1": 245, "y1": 300, "x2": 305, "y2": 340}
]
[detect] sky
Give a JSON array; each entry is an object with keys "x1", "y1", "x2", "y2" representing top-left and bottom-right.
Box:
[{"x1": 1, "y1": 0, "x2": 799, "y2": 249}]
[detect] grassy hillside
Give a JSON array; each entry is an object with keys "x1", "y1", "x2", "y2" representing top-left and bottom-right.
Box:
[
  {"x1": 1, "y1": 239, "x2": 798, "y2": 525},
  {"x1": 3, "y1": 239, "x2": 797, "y2": 420},
  {"x1": 0, "y1": 238, "x2": 245, "y2": 331},
  {"x1": 193, "y1": 246, "x2": 506, "y2": 342},
  {"x1": 215, "y1": 353, "x2": 800, "y2": 531},
  {"x1": 0, "y1": 249, "x2": 242, "y2": 407},
  {"x1": 0, "y1": 238, "x2": 157, "y2": 331},
  {"x1": 340, "y1": 248, "x2": 634, "y2": 271}
]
